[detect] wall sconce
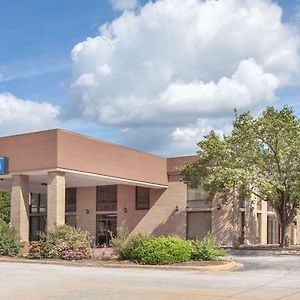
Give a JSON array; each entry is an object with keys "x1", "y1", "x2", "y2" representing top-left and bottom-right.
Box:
[
  {"x1": 217, "y1": 204, "x2": 221, "y2": 210},
  {"x1": 85, "y1": 209, "x2": 90, "y2": 214},
  {"x1": 123, "y1": 207, "x2": 128, "y2": 213},
  {"x1": 175, "y1": 206, "x2": 179, "y2": 212},
  {"x1": 293, "y1": 219, "x2": 297, "y2": 226}
]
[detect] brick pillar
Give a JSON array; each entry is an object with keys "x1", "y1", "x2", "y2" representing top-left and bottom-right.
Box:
[
  {"x1": 296, "y1": 214, "x2": 300, "y2": 245},
  {"x1": 11, "y1": 175, "x2": 30, "y2": 243},
  {"x1": 260, "y1": 201, "x2": 268, "y2": 244},
  {"x1": 47, "y1": 171, "x2": 65, "y2": 232}
]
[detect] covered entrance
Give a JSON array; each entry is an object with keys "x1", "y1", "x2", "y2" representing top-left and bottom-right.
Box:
[{"x1": 96, "y1": 214, "x2": 117, "y2": 246}]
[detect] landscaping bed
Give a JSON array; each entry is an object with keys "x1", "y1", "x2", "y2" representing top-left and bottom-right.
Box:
[
  {"x1": 0, "y1": 255, "x2": 237, "y2": 271},
  {"x1": 1, "y1": 219, "x2": 232, "y2": 270}
]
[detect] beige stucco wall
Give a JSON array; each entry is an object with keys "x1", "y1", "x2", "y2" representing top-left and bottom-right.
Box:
[
  {"x1": 57, "y1": 130, "x2": 168, "y2": 186},
  {"x1": 0, "y1": 130, "x2": 57, "y2": 173},
  {"x1": 0, "y1": 129, "x2": 168, "y2": 187}
]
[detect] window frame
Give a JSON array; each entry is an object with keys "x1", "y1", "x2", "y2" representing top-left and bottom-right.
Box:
[
  {"x1": 65, "y1": 188, "x2": 77, "y2": 213},
  {"x1": 30, "y1": 193, "x2": 47, "y2": 214},
  {"x1": 135, "y1": 186, "x2": 150, "y2": 210},
  {"x1": 96, "y1": 185, "x2": 117, "y2": 212}
]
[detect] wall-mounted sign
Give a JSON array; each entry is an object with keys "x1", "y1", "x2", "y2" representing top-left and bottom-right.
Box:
[{"x1": 0, "y1": 157, "x2": 8, "y2": 175}]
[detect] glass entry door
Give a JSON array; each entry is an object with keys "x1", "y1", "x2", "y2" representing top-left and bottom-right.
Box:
[{"x1": 96, "y1": 214, "x2": 117, "y2": 246}]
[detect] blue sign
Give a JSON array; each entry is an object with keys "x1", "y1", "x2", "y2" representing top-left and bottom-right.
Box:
[{"x1": 0, "y1": 157, "x2": 8, "y2": 174}]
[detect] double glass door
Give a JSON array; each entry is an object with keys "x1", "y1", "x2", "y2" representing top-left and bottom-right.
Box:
[{"x1": 96, "y1": 215, "x2": 117, "y2": 246}]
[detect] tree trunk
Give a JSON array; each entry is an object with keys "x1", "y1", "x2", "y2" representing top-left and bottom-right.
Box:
[{"x1": 280, "y1": 225, "x2": 287, "y2": 248}]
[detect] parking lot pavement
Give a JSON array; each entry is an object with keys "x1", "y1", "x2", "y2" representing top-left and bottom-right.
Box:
[{"x1": 0, "y1": 255, "x2": 300, "y2": 300}]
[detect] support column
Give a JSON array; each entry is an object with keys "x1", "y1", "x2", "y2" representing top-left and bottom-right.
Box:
[
  {"x1": 47, "y1": 171, "x2": 65, "y2": 232},
  {"x1": 11, "y1": 175, "x2": 30, "y2": 243},
  {"x1": 260, "y1": 201, "x2": 268, "y2": 244},
  {"x1": 297, "y1": 214, "x2": 300, "y2": 245}
]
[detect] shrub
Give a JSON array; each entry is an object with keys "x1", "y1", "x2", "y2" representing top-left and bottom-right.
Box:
[
  {"x1": 28, "y1": 225, "x2": 92, "y2": 260},
  {"x1": 110, "y1": 227, "x2": 150, "y2": 261},
  {"x1": 0, "y1": 218, "x2": 21, "y2": 256},
  {"x1": 134, "y1": 236, "x2": 192, "y2": 265},
  {"x1": 28, "y1": 241, "x2": 46, "y2": 259},
  {"x1": 110, "y1": 226, "x2": 129, "y2": 258},
  {"x1": 190, "y1": 233, "x2": 227, "y2": 261}
]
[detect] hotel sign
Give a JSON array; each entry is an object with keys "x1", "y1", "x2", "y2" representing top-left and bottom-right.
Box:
[{"x1": 0, "y1": 157, "x2": 8, "y2": 174}]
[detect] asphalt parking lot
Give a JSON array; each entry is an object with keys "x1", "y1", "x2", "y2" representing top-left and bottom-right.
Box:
[{"x1": 0, "y1": 255, "x2": 299, "y2": 300}]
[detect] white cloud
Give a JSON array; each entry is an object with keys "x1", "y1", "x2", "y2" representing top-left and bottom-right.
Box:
[
  {"x1": 109, "y1": 0, "x2": 138, "y2": 11},
  {"x1": 65, "y1": 0, "x2": 300, "y2": 155},
  {"x1": 0, "y1": 93, "x2": 59, "y2": 136}
]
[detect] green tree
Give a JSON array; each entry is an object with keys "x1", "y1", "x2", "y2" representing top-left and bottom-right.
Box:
[
  {"x1": 0, "y1": 191, "x2": 11, "y2": 224},
  {"x1": 180, "y1": 106, "x2": 300, "y2": 247}
]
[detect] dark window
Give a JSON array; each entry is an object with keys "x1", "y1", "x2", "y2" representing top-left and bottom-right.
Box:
[
  {"x1": 136, "y1": 187, "x2": 150, "y2": 210},
  {"x1": 30, "y1": 193, "x2": 47, "y2": 214},
  {"x1": 65, "y1": 214, "x2": 77, "y2": 228},
  {"x1": 96, "y1": 214, "x2": 117, "y2": 246},
  {"x1": 65, "y1": 188, "x2": 77, "y2": 213},
  {"x1": 97, "y1": 185, "x2": 117, "y2": 211},
  {"x1": 30, "y1": 216, "x2": 46, "y2": 241}
]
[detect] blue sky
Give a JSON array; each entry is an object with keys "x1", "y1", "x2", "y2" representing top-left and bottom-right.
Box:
[{"x1": 0, "y1": 0, "x2": 300, "y2": 156}]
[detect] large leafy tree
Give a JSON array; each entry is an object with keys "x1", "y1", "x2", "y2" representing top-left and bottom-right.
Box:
[
  {"x1": 180, "y1": 106, "x2": 300, "y2": 247},
  {"x1": 0, "y1": 191, "x2": 10, "y2": 224}
]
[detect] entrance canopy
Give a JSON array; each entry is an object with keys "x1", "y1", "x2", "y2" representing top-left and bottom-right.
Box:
[
  {"x1": 0, "y1": 129, "x2": 168, "y2": 192},
  {"x1": 0, "y1": 167, "x2": 166, "y2": 194}
]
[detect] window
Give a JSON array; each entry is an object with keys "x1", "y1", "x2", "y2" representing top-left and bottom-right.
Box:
[
  {"x1": 257, "y1": 199, "x2": 262, "y2": 211},
  {"x1": 65, "y1": 188, "x2": 77, "y2": 213},
  {"x1": 29, "y1": 193, "x2": 47, "y2": 241},
  {"x1": 30, "y1": 193, "x2": 47, "y2": 214},
  {"x1": 30, "y1": 216, "x2": 46, "y2": 241},
  {"x1": 136, "y1": 187, "x2": 150, "y2": 210},
  {"x1": 187, "y1": 187, "x2": 211, "y2": 208},
  {"x1": 97, "y1": 185, "x2": 117, "y2": 211},
  {"x1": 65, "y1": 188, "x2": 76, "y2": 227},
  {"x1": 65, "y1": 214, "x2": 77, "y2": 228}
]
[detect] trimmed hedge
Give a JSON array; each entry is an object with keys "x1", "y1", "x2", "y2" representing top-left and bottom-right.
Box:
[
  {"x1": 111, "y1": 230, "x2": 227, "y2": 265},
  {"x1": 0, "y1": 218, "x2": 21, "y2": 256},
  {"x1": 135, "y1": 236, "x2": 192, "y2": 265}
]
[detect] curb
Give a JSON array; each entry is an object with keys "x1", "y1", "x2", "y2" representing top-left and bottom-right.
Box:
[
  {"x1": 0, "y1": 257, "x2": 241, "y2": 272},
  {"x1": 100, "y1": 260, "x2": 242, "y2": 272}
]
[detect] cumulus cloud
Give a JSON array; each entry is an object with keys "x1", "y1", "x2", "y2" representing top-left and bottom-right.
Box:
[
  {"x1": 0, "y1": 93, "x2": 59, "y2": 136},
  {"x1": 109, "y1": 0, "x2": 138, "y2": 11},
  {"x1": 64, "y1": 0, "x2": 300, "y2": 155}
]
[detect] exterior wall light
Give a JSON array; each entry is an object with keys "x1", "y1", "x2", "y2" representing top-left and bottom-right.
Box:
[
  {"x1": 175, "y1": 206, "x2": 179, "y2": 212},
  {"x1": 217, "y1": 204, "x2": 221, "y2": 210},
  {"x1": 124, "y1": 207, "x2": 128, "y2": 213},
  {"x1": 85, "y1": 209, "x2": 90, "y2": 214}
]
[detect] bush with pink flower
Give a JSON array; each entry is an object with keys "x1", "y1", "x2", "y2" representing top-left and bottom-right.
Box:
[{"x1": 28, "y1": 225, "x2": 92, "y2": 260}]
